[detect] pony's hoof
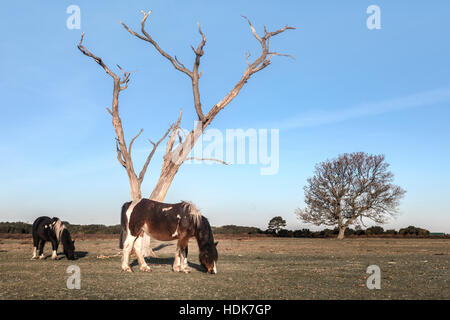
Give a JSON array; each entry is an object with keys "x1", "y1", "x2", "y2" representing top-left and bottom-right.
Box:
[
  {"x1": 140, "y1": 265, "x2": 152, "y2": 272},
  {"x1": 122, "y1": 267, "x2": 133, "y2": 273},
  {"x1": 182, "y1": 269, "x2": 191, "y2": 274},
  {"x1": 31, "y1": 257, "x2": 37, "y2": 260},
  {"x1": 39, "y1": 255, "x2": 46, "y2": 260}
]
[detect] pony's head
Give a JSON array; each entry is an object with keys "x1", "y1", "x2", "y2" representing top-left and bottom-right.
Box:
[
  {"x1": 194, "y1": 215, "x2": 219, "y2": 274},
  {"x1": 199, "y1": 240, "x2": 218, "y2": 274},
  {"x1": 61, "y1": 229, "x2": 76, "y2": 260}
]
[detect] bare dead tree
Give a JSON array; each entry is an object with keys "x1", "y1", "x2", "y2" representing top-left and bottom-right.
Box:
[
  {"x1": 77, "y1": 33, "x2": 173, "y2": 201},
  {"x1": 120, "y1": 10, "x2": 295, "y2": 201},
  {"x1": 296, "y1": 152, "x2": 406, "y2": 239}
]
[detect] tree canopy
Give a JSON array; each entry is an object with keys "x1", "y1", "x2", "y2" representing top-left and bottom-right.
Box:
[{"x1": 296, "y1": 152, "x2": 406, "y2": 239}]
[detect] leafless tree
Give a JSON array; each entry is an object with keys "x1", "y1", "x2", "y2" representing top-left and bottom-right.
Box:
[
  {"x1": 78, "y1": 10, "x2": 295, "y2": 203},
  {"x1": 296, "y1": 152, "x2": 406, "y2": 239}
]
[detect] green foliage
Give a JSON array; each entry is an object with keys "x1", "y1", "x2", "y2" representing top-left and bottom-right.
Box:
[
  {"x1": 345, "y1": 228, "x2": 355, "y2": 236},
  {"x1": 398, "y1": 226, "x2": 430, "y2": 236},
  {"x1": 212, "y1": 225, "x2": 263, "y2": 235},
  {"x1": 365, "y1": 226, "x2": 384, "y2": 235},
  {"x1": 267, "y1": 216, "x2": 287, "y2": 234},
  {"x1": 293, "y1": 229, "x2": 312, "y2": 237}
]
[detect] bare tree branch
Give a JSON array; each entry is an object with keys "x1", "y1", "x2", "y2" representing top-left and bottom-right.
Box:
[
  {"x1": 128, "y1": 128, "x2": 144, "y2": 155},
  {"x1": 78, "y1": 33, "x2": 119, "y2": 81},
  {"x1": 203, "y1": 16, "x2": 295, "y2": 127},
  {"x1": 165, "y1": 110, "x2": 183, "y2": 156},
  {"x1": 120, "y1": 11, "x2": 193, "y2": 77},
  {"x1": 190, "y1": 22, "x2": 207, "y2": 122},
  {"x1": 138, "y1": 123, "x2": 174, "y2": 182},
  {"x1": 115, "y1": 139, "x2": 127, "y2": 168},
  {"x1": 185, "y1": 157, "x2": 229, "y2": 165}
]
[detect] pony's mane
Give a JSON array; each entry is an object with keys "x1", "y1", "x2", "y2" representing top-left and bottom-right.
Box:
[
  {"x1": 52, "y1": 219, "x2": 67, "y2": 243},
  {"x1": 181, "y1": 201, "x2": 202, "y2": 228}
]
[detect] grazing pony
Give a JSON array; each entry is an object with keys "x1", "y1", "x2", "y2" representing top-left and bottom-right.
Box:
[
  {"x1": 31, "y1": 216, "x2": 75, "y2": 260},
  {"x1": 120, "y1": 199, "x2": 218, "y2": 274}
]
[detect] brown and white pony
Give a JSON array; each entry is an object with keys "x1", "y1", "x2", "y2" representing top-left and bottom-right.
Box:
[{"x1": 120, "y1": 199, "x2": 218, "y2": 274}]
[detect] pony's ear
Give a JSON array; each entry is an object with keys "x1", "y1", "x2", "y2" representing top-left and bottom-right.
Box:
[{"x1": 214, "y1": 241, "x2": 219, "y2": 247}]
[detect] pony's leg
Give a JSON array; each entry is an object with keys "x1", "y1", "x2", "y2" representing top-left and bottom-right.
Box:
[
  {"x1": 173, "y1": 238, "x2": 190, "y2": 273},
  {"x1": 179, "y1": 239, "x2": 190, "y2": 273},
  {"x1": 184, "y1": 245, "x2": 190, "y2": 272},
  {"x1": 121, "y1": 233, "x2": 137, "y2": 272},
  {"x1": 133, "y1": 234, "x2": 151, "y2": 272},
  {"x1": 38, "y1": 240, "x2": 46, "y2": 259},
  {"x1": 140, "y1": 234, "x2": 158, "y2": 258},
  {"x1": 180, "y1": 247, "x2": 190, "y2": 273},
  {"x1": 51, "y1": 239, "x2": 58, "y2": 260},
  {"x1": 31, "y1": 236, "x2": 39, "y2": 259},
  {"x1": 31, "y1": 246, "x2": 38, "y2": 259},
  {"x1": 172, "y1": 245, "x2": 182, "y2": 272}
]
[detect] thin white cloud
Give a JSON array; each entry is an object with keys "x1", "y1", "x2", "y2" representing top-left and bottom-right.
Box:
[{"x1": 279, "y1": 87, "x2": 450, "y2": 130}]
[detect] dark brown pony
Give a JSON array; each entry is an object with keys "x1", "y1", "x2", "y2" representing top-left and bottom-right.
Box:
[{"x1": 120, "y1": 199, "x2": 218, "y2": 274}]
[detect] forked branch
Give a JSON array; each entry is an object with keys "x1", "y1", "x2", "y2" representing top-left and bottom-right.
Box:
[
  {"x1": 139, "y1": 123, "x2": 174, "y2": 182},
  {"x1": 120, "y1": 11, "x2": 210, "y2": 122}
]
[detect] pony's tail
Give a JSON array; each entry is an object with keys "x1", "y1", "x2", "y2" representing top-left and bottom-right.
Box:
[{"x1": 119, "y1": 202, "x2": 131, "y2": 249}]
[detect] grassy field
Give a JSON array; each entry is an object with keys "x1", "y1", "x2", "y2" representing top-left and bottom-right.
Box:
[{"x1": 0, "y1": 235, "x2": 448, "y2": 299}]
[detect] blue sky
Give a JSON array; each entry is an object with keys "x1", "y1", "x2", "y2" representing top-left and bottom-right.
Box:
[{"x1": 0, "y1": 1, "x2": 449, "y2": 232}]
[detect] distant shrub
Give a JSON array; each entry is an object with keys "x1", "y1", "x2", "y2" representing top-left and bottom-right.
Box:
[
  {"x1": 320, "y1": 229, "x2": 336, "y2": 238},
  {"x1": 385, "y1": 229, "x2": 397, "y2": 235},
  {"x1": 293, "y1": 229, "x2": 312, "y2": 237},
  {"x1": 366, "y1": 226, "x2": 384, "y2": 235},
  {"x1": 64, "y1": 223, "x2": 121, "y2": 234},
  {"x1": 345, "y1": 228, "x2": 355, "y2": 236},
  {"x1": 277, "y1": 229, "x2": 293, "y2": 237},
  {"x1": 212, "y1": 225, "x2": 262, "y2": 235},
  {"x1": 399, "y1": 226, "x2": 429, "y2": 236}
]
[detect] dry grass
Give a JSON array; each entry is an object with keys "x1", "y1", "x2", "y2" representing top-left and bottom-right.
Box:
[{"x1": 0, "y1": 236, "x2": 448, "y2": 299}]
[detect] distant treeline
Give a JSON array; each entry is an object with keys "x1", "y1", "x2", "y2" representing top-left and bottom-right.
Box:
[
  {"x1": 0, "y1": 222, "x2": 121, "y2": 235},
  {"x1": 269, "y1": 226, "x2": 438, "y2": 238},
  {"x1": 212, "y1": 225, "x2": 448, "y2": 238},
  {"x1": 0, "y1": 222, "x2": 446, "y2": 238}
]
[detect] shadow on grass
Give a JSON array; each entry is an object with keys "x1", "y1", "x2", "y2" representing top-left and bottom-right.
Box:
[
  {"x1": 32, "y1": 251, "x2": 89, "y2": 260},
  {"x1": 74, "y1": 251, "x2": 88, "y2": 259},
  {"x1": 56, "y1": 251, "x2": 88, "y2": 261},
  {"x1": 130, "y1": 256, "x2": 205, "y2": 273},
  {"x1": 152, "y1": 243, "x2": 173, "y2": 252}
]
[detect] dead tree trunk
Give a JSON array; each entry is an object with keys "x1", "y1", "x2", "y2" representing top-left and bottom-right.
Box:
[{"x1": 121, "y1": 11, "x2": 295, "y2": 201}]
